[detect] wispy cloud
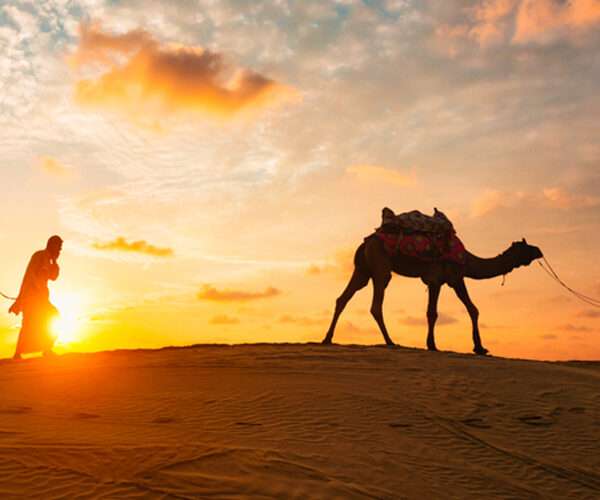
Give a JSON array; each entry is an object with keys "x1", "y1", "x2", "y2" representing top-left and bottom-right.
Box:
[
  {"x1": 542, "y1": 187, "x2": 600, "y2": 209},
  {"x1": 209, "y1": 314, "x2": 240, "y2": 325},
  {"x1": 513, "y1": 0, "x2": 600, "y2": 44},
  {"x1": 93, "y1": 237, "x2": 174, "y2": 257},
  {"x1": 70, "y1": 22, "x2": 295, "y2": 127},
  {"x1": 578, "y1": 309, "x2": 600, "y2": 319},
  {"x1": 277, "y1": 314, "x2": 327, "y2": 326},
  {"x1": 471, "y1": 186, "x2": 600, "y2": 217},
  {"x1": 346, "y1": 165, "x2": 416, "y2": 187},
  {"x1": 559, "y1": 323, "x2": 594, "y2": 333},
  {"x1": 436, "y1": 0, "x2": 600, "y2": 50},
  {"x1": 197, "y1": 284, "x2": 281, "y2": 302},
  {"x1": 399, "y1": 313, "x2": 458, "y2": 326},
  {"x1": 306, "y1": 248, "x2": 356, "y2": 279},
  {"x1": 38, "y1": 156, "x2": 74, "y2": 178}
]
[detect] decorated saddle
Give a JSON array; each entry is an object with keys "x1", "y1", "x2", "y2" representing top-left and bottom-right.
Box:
[{"x1": 375, "y1": 207, "x2": 466, "y2": 265}]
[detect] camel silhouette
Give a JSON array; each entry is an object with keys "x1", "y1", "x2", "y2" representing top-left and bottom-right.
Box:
[{"x1": 322, "y1": 235, "x2": 543, "y2": 355}]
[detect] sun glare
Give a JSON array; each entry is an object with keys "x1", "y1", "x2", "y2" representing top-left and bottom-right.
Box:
[{"x1": 50, "y1": 291, "x2": 87, "y2": 345}]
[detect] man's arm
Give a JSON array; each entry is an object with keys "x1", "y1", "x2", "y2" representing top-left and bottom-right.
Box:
[{"x1": 48, "y1": 260, "x2": 60, "y2": 281}]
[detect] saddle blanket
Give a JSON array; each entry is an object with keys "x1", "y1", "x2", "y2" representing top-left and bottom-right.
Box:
[
  {"x1": 375, "y1": 231, "x2": 467, "y2": 265},
  {"x1": 381, "y1": 207, "x2": 453, "y2": 235}
]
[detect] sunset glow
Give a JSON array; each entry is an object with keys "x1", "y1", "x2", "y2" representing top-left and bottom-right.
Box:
[
  {"x1": 50, "y1": 290, "x2": 89, "y2": 346},
  {"x1": 1, "y1": 0, "x2": 599, "y2": 361}
]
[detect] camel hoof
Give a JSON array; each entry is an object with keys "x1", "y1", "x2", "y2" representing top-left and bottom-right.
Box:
[
  {"x1": 386, "y1": 341, "x2": 395, "y2": 347},
  {"x1": 473, "y1": 347, "x2": 489, "y2": 356},
  {"x1": 427, "y1": 345, "x2": 438, "y2": 352},
  {"x1": 322, "y1": 338, "x2": 333, "y2": 345}
]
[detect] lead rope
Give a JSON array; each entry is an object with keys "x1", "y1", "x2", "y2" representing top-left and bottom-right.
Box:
[
  {"x1": 0, "y1": 291, "x2": 17, "y2": 301},
  {"x1": 537, "y1": 257, "x2": 600, "y2": 308}
]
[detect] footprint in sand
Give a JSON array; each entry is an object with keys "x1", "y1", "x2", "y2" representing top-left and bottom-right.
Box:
[
  {"x1": 461, "y1": 418, "x2": 491, "y2": 429},
  {"x1": 0, "y1": 406, "x2": 33, "y2": 415},
  {"x1": 568, "y1": 407, "x2": 586, "y2": 414},
  {"x1": 235, "y1": 422, "x2": 262, "y2": 427},
  {"x1": 152, "y1": 417, "x2": 176, "y2": 424},
  {"x1": 74, "y1": 412, "x2": 100, "y2": 420},
  {"x1": 517, "y1": 415, "x2": 554, "y2": 426},
  {"x1": 388, "y1": 422, "x2": 412, "y2": 428},
  {"x1": 0, "y1": 429, "x2": 21, "y2": 436},
  {"x1": 550, "y1": 407, "x2": 564, "y2": 417}
]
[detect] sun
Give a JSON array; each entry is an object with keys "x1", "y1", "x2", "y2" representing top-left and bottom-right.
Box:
[{"x1": 49, "y1": 291, "x2": 86, "y2": 345}]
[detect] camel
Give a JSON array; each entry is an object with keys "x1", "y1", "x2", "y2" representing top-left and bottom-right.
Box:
[{"x1": 322, "y1": 234, "x2": 543, "y2": 354}]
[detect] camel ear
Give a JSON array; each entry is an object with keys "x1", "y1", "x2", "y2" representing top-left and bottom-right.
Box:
[{"x1": 522, "y1": 237, "x2": 528, "y2": 244}]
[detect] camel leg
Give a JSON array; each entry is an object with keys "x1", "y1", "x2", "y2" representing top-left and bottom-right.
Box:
[
  {"x1": 426, "y1": 284, "x2": 441, "y2": 351},
  {"x1": 451, "y1": 279, "x2": 488, "y2": 355},
  {"x1": 370, "y1": 270, "x2": 394, "y2": 346},
  {"x1": 322, "y1": 268, "x2": 370, "y2": 344}
]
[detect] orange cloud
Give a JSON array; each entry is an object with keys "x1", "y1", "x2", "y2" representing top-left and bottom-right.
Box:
[
  {"x1": 437, "y1": 0, "x2": 600, "y2": 50},
  {"x1": 197, "y1": 284, "x2": 281, "y2": 302},
  {"x1": 346, "y1": 165, "x2": 417, "y2": 187},
  {"x1": 209, "y1": 314, "x2": 240, "y2": 325},
  {"x1": 93, "y1": 237, "x2": 174, "y2": 257},
  {"x1": 542, "y1": 187, "x2": 600, "y2": 209},
  {"x1": 306, "y1": 247, "x2": 355, "y2": 279},
  {"x1": 471, "y1": 186, "x2": 600, "y2": 217},
  {"x1": 70, "y1": 22, "x2": 294, "y2": 125},
  {"x1": 470, "y1": 0, "x2": 518, "y2": 46},
  {"x1": 38, "y1": 156, "x2": 73, "y2": 177},
  {"x1": 277, "y1": 314, "x2": 327, "y2": 326},
  {"x1": 436, "y1": 0, "x2": 517, "y2": 50},
  {"x1": 470, "y1": 189, "x2": 528, "y2": 217},
  {"x1": 399, "y1": 313, "x2": 458, "y2": 326},
  {"x1": 513, "y1": 0, "x2": 600, "y2": 44},
  {"x1": 559, "y1": 323, "x2": 594, "y2": 333}
]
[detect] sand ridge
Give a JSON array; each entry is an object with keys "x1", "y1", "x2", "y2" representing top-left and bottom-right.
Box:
[{"x1": 0, "y1": 344, "x2": 598, "y2": 499}]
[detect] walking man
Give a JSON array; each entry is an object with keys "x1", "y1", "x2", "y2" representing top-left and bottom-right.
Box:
[{"x1": 9, "y1": 236, "x2": 63, "y2": 360}]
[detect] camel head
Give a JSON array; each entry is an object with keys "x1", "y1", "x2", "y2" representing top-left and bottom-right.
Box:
[{"x1": 508, "y1": 238, "x2": 543, "y2": 267}]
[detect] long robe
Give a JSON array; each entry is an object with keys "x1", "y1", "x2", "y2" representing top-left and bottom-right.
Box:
[{"x1": 11, "y1": 250, "x2": 59, "y2": 354}]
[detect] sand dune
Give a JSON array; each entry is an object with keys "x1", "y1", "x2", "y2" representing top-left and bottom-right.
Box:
[{"x1": 0, "y1": 344, "x2": 599, "y2": 499}]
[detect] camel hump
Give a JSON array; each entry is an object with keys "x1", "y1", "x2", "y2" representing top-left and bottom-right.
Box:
[{"x1": 380, "y1": 207, "x2": 454, "y2": 235}]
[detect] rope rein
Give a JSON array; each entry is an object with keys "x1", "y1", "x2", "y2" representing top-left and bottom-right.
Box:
[
  {"x1": 538, "y1": 257, "x2": 600, "y2": 308},
  {"x1": 0, "y1": 291, "x2": 17, "y2": 301}
]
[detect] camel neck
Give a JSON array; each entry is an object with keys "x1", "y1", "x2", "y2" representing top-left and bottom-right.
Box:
[{"x1": 463, "y1": 249, "x2": 517, "y2": 280}]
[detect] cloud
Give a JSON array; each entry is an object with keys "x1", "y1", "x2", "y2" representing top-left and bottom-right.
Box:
[
  {"x1": 346, "y1": 165, "x2": 417, "y2": 187},
  {"x1": 542, "y1": 187, "x2": 600, "y2": 209},
  {"x1": 470, "y1": 0, "x2": 518, "y2": 47},
  {"x1": 435, "y1": 0, "x2": 517, "y2": 51},
  {"x1": 436, "y1": 0, "x2": 600, "y2": 50},
  {"x1": 277, "y1": 314, "x2": 327, "y2": 326},
  {"x1": 559, "y1": 323, "x2": 594, "y2": 333},
  {"x1": 471, "y1": 186, "x2": 600, "y2": 217},
  {"x1": 470, "y1": 189, "x2": 528, "y2": 217},
  {"x1": 197, "y1": 284, "x2": 281, "y2": 302},
  {"x1": 209, "y1": 314, "x2": 240, "y2": 325},
  {"x1": 541, "y1": 333, "x2": 557, "y2": 340},
  {"x1": 38, "y1": 156, "x2": 74, "y2": 178},
  {"x1": 399, "y1": 313, "x2": 458, "y2": 326},
  {"x1": 70, "y1": 22, "x2": 294, "y2": 126},
  {"x1": 513, "y1": 0, "x2": 600, "y2": 44},
  {"x1": 93, "y1": 237, "x2": 174, "y2": 257},
  {"x1": 336, "y1": 320, "x2": 378, "y2": 341},
  {"x1": 306, "y1": 248, "x2": 357, "y2": 279},
  {"x1": 579, "y1": 309, "x2": 600, "y2": 319}
]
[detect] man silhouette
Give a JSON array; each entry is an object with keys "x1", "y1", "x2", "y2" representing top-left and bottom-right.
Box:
[{"x1": 9, "y1": 236, "x2": 63, "y2": 360}]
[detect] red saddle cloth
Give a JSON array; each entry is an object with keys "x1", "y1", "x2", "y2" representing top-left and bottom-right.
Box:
[{"x1": 375, "y1": 231, "x2": 467, "y2": 265}]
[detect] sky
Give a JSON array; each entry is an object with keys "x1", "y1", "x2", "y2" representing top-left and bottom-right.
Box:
[{"x1": 1, "y1": 0, "x2": 599, "y2": 360}]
